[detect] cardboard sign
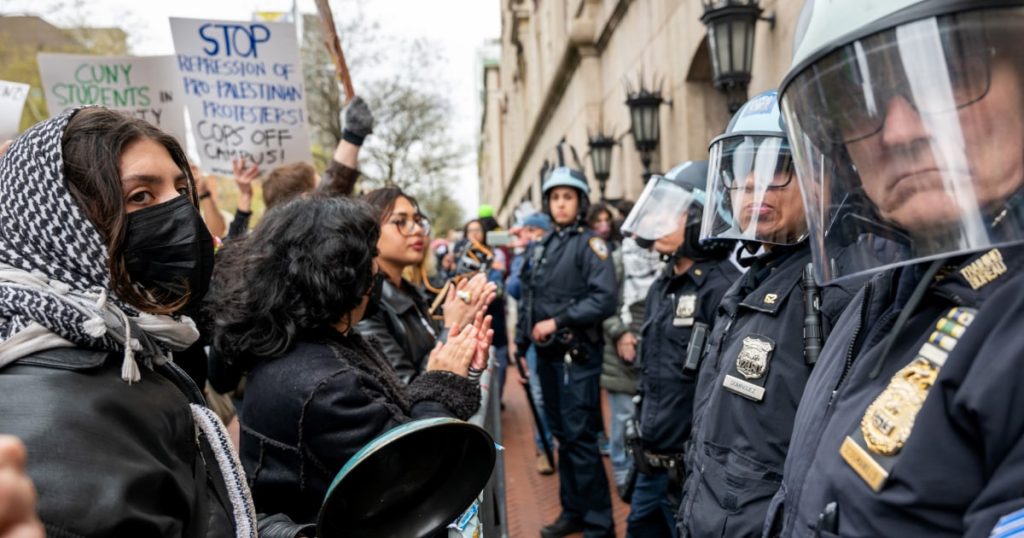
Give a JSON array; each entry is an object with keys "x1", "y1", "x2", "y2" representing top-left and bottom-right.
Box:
[
  {"x1": 0, "y1": 80, "x2": 30, "y2": 140},
  {"x1": 170, "y1": 17, "x2": 312, "y2": 175},
  {"x1": 36, "y1": 54, "x2": 188, "y2": 143}
]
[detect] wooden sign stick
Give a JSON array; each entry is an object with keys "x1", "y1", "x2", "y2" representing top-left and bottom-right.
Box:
[{"x1": 314, "y1": 0, "x2": 355, "y2": 105}]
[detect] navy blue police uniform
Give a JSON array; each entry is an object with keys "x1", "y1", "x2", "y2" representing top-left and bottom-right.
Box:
[
  {"x1": 627, "y1": 258, "x2": 740, "y2": 537},
  {"x1": 678, "y1": 242, "x2": 863, "y2": 538},
  {"x1": 518, "y1": 223, "x2": 618, "y2": 537},
  {"x1": 765, "y1": 246, "x2": 1024, "y2": 538}
]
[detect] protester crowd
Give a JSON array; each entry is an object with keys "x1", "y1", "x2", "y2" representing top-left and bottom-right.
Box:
[{"x1": 3, "y1": 1, "x2": 1024, "y2": 538}]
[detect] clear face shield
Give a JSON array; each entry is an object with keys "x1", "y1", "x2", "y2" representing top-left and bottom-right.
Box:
[
  {"x1": 782, "y1": 8, "x2": 1024, "y2": 283},
  {"x1": 702, "y1": 135, "x2": 808, "y2": 245},
  {"x1": 621, "y1": 175, "x2": 700, "y2": 243}
]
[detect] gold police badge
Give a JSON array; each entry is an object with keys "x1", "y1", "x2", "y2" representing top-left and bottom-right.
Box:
[
  {"x1": 860, "y1": 358, "x2": 938, "y2": 456},
  {"x1": 736, "y1": 336, "x2": 773, "y2": 380},
  {"x1": 841, "y1": 307, "x2": 976, "y2": 492}
]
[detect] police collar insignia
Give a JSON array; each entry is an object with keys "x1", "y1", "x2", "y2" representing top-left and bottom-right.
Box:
[
  {"x1": 960, "y1": 249, "x2": 1007, "y2": 290},
  {"x1": 840, "y1": 307, "x2": 977, "y2": 492},
  {"x1": 673, "y1": 294, "x2": 697, "y2": 327},
  {"x1": 589, "y1": 237, "x2": 610, "y2": 261},
  {"x1": 723, "y1": 335, "x2": 775, "y2": 402}
]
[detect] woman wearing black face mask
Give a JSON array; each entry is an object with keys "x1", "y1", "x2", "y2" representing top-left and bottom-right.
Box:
[
  {"x1": 0, "y1": 107, "x2": 295, "y2": 537},
  {"x1": 207, "y1": 195, "x2": 494, "y2": 527}
]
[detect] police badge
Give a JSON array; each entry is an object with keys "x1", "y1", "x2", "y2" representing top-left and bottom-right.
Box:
[
  {"x1": 840, "y1": 307, "x2": 977, "y2": 492},
  {"x1": 673, "y1": 294, "x2": 697, "y2": 327},
  {"x1": 736, "y1": 336, "x2": 773, "y2": 379},
  {"x1": 723, "y1": 335, "x2": 775, "y2": 402}
]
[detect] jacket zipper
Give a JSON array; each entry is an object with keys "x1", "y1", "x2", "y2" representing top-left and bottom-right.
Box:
[{"x1": 829, "y1": 280, "x2": 872, "y2": 406}]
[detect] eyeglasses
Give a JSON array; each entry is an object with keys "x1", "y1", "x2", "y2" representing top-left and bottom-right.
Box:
[
  {"x1": 798, "y1": 19, "x2": 995, "y2": 144},
  {"x1": 721, "y1": 153, "x2": 795, "y2": 191},
  {"x1": 389, "y1": 214, "x2": 431, "y2": 237}
]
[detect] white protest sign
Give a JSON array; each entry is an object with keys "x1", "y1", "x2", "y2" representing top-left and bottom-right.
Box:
[
  {"x1": 37, "y1": 54, "x2": 188, "y2": 143},
  {"x1": 0, "y1": 81, "x2": 30, "y2": 141},
  {"x1": 170, "y1": 17, "x2": 312, "y2": 175}
]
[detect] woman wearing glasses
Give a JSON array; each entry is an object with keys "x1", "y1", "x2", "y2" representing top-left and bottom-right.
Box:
[
  {"x1": 357, "y1": 188, "x2": 496, "y2": 384},
  {"x1": 677, "y1": 91, "x2": 866, "y2": 538}
]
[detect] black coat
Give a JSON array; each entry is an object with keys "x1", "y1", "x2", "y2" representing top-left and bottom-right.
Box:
[
  {"x1": 680, "y1": 243, "x2": 863, "y2": 538},
  {"x1": 0, "y1": 348, "x2": 251, "y2": 537},
  {"x1": 767, "y1": 246, "x2": 1024, "y2": 538},
  {"x1": 239, "y1": 329, "x2": 480, "y2": 525},
  {"x1": 637, "y1": 258, "x2": 740, "y2": 454},
  {"x1": 356, "y1": 278, "x2": 442, "y2": 384}
]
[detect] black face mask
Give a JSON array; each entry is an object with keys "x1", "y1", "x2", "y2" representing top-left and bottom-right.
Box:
[
  {"x1": 362, "y1": 272, "x2": 386, "y2": 319},
  {"x1": 123, "y1": 195, "x2": 214, "y2": 312}
]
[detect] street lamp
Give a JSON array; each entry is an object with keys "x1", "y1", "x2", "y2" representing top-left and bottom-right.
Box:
[
  {"x1": 700, "y1": 0, "x2": 774, "y2": 113},
  {"x1": 587, "y1": 132, "x2": 615, "y2": 200},
  {"x1": 625, "y1": 79, "x2": 664, "y2": 181}
]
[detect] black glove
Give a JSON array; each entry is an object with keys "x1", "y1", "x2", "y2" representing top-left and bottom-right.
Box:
[{"x1": 341, "y1": 96, "x2": 374, "y2": 145}]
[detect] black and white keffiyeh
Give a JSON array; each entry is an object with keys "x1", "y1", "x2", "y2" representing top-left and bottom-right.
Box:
[{"x1": 0, "y1": 108, "x2": 199, "y2": 382}]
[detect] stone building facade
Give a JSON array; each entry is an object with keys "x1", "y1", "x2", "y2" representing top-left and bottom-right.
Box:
[{"x1": 478, "y1": 0, "x2": 803, "y2": 222}]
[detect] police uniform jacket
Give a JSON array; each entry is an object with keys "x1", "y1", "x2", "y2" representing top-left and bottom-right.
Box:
[
  {"x1": 680, "y1": 242, "x2": 862, "y2": 538},
  {"x1": 516, "y1": 224, "x2": 618, "y2": 370},
  {"x1": 637, "y1": 258, "x2": 740, "y2": 454},
  {"x1": 765, "y1": 246, "x2": 1024, "y2": 538}
]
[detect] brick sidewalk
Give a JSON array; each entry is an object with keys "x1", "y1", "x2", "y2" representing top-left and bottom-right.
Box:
[{"x1": 500, "y1": 379, "x2": 629, "y2": 537}]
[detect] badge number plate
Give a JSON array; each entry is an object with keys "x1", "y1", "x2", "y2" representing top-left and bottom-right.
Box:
[{"x1": 723, "y1": 374, "x2": 765, "y2": 401}]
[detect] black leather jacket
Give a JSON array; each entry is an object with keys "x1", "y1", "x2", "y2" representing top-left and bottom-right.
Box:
[
  {"x1": 0, "y1": 347, "x2": 309, "y2": 537},
  {"x1": 356, "y1": 278, "x2": 442, "y2": 384}
]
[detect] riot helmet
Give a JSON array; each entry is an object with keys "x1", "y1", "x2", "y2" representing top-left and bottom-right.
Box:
[
  {"x1": 542, "y1": 167, "x2": 591, "y2": 226},
  {"x1": 780, "y1": 0, "x2": 1024, "y2": 283},
  {"x1": 701, "y1": 90, "x2": 808, "y2": 248},
  {"x1": 622, "y1": 160, "x2": 735, "y2": 261}
]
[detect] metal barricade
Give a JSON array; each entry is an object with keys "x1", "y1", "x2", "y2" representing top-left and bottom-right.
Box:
[{"x1": 458, "y1": 352, "x2": 508, "y2": 538}]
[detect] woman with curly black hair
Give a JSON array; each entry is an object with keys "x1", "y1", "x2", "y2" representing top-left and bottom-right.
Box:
[{"x1": 207, "y1": 195, "x2": 493, "y2": 526}]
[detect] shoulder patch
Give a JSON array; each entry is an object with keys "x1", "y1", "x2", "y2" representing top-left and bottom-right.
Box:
[
  {"x1": 992, "y1": 506, "x2": 1024, "y2": 538},
  {"x1": 588, "y1": 237, "x2": 609, "y2": 260}
]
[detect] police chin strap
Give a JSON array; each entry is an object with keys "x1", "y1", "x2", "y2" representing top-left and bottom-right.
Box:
[
  {"x1": 735, "y1": 237, "x2": 810, "y2": 268},
  {"x1": 736, "y1": 242, "x2": 764, "y2": 268},
  {"x1": 868, "y1": 259, "x2": 945, "y2": 380}
]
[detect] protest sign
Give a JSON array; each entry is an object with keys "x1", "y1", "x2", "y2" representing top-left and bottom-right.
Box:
[
  {"x1": 37, "y1": 54, "x2": 188, "y2": 143},
  {"x1": 0, "y1": 81, "x2": 30, "y2": 141},
  {"x1": 170, "y1": 17, "x2": 312, "y2": 175}
]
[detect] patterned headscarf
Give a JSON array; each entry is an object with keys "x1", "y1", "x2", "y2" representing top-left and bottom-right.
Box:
[{"x1": 0, "y1": 108, "x2": 199, "y2": 381}]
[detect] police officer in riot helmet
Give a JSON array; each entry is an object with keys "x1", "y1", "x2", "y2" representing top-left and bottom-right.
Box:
[
  {"x1": 766, "y1": 1, "x2": 1024, "y2": 536},
  {"x1": 516, "y1": 167, "x2": 618, "y2": 538},
  {"x1": 677, "y1": 91, "x2": 866, "y2": 538},
  {"x1": 619, "y1": 160, "x2": 740, "y2": 538}
]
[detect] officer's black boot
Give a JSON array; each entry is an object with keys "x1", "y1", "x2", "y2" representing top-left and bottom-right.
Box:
[{"x1": 540, "y1": 513, "x2": 585, "y2": 538}]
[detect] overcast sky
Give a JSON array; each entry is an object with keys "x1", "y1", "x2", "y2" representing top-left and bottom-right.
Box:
[{"x1": 2, "y1": 0, "x2": 501, "y2": 215}]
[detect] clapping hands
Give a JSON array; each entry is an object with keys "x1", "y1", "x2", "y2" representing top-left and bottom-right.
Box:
[
  {"x1": 427, "y1": 312, "x2": 494, "y2": 378},
  {"x1": 442, "y1": 273, "x2": 497, "y2": 330}
]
